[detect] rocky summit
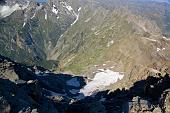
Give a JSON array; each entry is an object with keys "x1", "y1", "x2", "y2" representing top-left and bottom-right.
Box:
[
  {"x1": 0, "y1": 0, "x2": 170, "y2": 113},
  {"x1": 0, "y1": 53, "x2": 170, "y2": 113}
]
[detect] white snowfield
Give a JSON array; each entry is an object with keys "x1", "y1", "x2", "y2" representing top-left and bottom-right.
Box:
[
  {"x1": 52, "y1": 5, "x2": 58, "y2": 15},
  {"x1": 80, "y1": 69, "x2": 124, "y2": 96},
  {"x1": 0, "y1": 3, "x2": 29, "y2": 18},
  {"x1": 60, "y1": 2, "x2": 73, "y2": 11},
  {"x1": 0, "y1": 4, "x2": 21, "y2": 18}
]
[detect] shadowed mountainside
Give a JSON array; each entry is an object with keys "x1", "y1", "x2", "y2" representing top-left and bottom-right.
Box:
[{"x1": 0, "y1": 55, "x2": 170, "y2": 113}]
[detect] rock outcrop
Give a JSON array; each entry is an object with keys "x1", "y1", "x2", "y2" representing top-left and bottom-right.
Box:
[{"x1": 0, "y1": 55, "x2": 170, "y2": 113}]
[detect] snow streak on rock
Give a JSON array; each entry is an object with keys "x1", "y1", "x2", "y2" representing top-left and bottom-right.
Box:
[{"x1": 52, "y1": 4, "x2": 58, "y2": 15}]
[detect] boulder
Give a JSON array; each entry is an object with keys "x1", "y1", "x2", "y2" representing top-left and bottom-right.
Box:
[{"x1": 0, "y1": 97, "x2": 10, "y2": 113}]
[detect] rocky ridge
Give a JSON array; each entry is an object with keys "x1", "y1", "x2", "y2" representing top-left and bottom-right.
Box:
[{"x1": 0, "y1": 55, "x2": 170, "y2": 113}]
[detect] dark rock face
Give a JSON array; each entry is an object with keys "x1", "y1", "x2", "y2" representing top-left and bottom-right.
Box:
[
  {"x1": 0, "y1": 97, "x2": 10, "y2": 113},
  {"x1": 0, "y1": 55, "x2": 86, "y2": 113},
  {"x1": 0, "y1": 0, "x2": 6, "y2": 4},
  {"x1": 68, "y1": 75, "x2": 170, "y2": 113},
  {"x1": 0, "y1": 54, "x2": 170, "y2": 113}
]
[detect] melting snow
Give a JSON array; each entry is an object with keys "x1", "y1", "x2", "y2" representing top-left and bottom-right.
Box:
[
  {"x1": 71, "y1": 7, "x2": 81, "y2": 26},
  {"x1": 45, "y1": 10, "x2": 47, "y2": 20},
  {"x1": 100, "y1": 98, "x2": 106, "y2": 102},
  {"x1": 78, "y1": 7, "x2": 82, "y2": 12},
  {"x1": 71, "y1": 14, "x2": 79, "y2": 26},
  {"x1": 157, "y1": 47, "x2": 165, "y2": 52},
  {"x1": 162, "y1": 36, "x2": 170, "y2": 40},
  {"x1": 44, "y1": 88, "x2": 66, "y2": 97},
  {"x1": 66, "y1": 5, "x2": 73, "y2": 11},
  {"x1": 66, "y1": 78, "x2": 80, "y2": 87},
  {"x1": 61, "y1": 2, "x2": 73, "y2": 11},
  {"x1": 85, "y1": 17, "x2": 91, "y2": 22},
  {"x1": 23, "y1": 22, "x2": 26, "y2": 27},
  {"x1": 69, "y1": 89, "x2": 79, "y2": 95},
  {"x1": 0, "y1": 3, "x2": 28, "y2": 18},
  {"x1": 157, "y1": 48, "x2": 161, "y2": 52},
  {"x1": 107, "y1": 40, "x2": 114, "y2": 47},
  {"x1": 80, "y1": 69, "x2": 124, "y2": 96},
  {"x1": 31, "y1": 12, "x2": 36, "y2": 19},
  {"x1": 94, "y1": 31, "x2": 100, "y2": 35},
  {"x1": 110, "y1": 66, "x2": 115, "y2": 69},
  {"x1": 52, "y1": 5, "x2": 58, "y2": 15},
  {"x1": 143, "y1": 37, "x2": 157, "y2": 42}
]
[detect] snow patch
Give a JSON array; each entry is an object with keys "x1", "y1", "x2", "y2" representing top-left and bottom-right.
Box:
[
  {"x1": 71, "y1": 14, "x2": 79, "y2": 26},
  {"x1": 157, "y1": 48, "x2": 161, "y2": 52},
  {"x1": 61, "y1": 2, "x2": 73, "y2": 11},
  {"x1": 31, "y1": 12, "x2": 36, "y2": 19},
  {"x1": 143, "y1": 37, "x2": 157, "y2": 42},
  {"x1": 85, "y1": 17, "x2": 91, "y2": 22},
  {"x1": 157, "y1": 47, "x2": 165, "y2": 52},
  {"x1": 110, "y1": 66, "x2": 115, "y2": 69},
  {"x1": 45, "y1": 10, "x2": 47, "y2": 20},
  {"x1": 71, "y1": 7, "x2": 81, "y2": 26},
  {"x1": 69, "y1": 89, "x2": 79, "y2": 95},
  {"x1": 44, "y1": 88, "x2": 66, "y2": 97},
  {"x1": 91, "y1": 27, "x2": 96, "y2": 31},
  {"x1": 100, "y1": 98, "x2": 106, "y2": 102},
  {"x1": 0, "y1": 3, "x2": 29, "y2": 18},
  {"x1": 66, "y1": 5, "x2": 73, "y2": 11},
  {"x1": 94, "y1": 31, "x2": 100, "y2": 35},
  {"x1": 23, "y1": 22, "x2": 26, "y2": 27},
  {"x1": 78, "y1": 7, "x2": 82, "y2": 12},
  {"x1": 66, "y1": 78, "x2": 80, "y2": 87},
  {"x1": 162, "y1": 36, "x2": 170, "y2": 40},
  {"x1": 107, "y1": 40, "x2": 114, "y2": 47},
  {"x1": 80, "y1": 69, "x2": 124, "y2": 96},
  {"x1": 52, "y1": 5, "x2": 58, "y2": 15}
]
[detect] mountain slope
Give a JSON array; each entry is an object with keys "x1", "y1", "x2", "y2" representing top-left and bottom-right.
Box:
[
  {"x1": 0, "y1": 0, "x2": 81, "y2": 68},
  {"x1": 48, "y1": 0, "x2": 170, "y2": 78},
  {"x1": 0, "y1": 54, "x2": 170, "y2": 113},
  {"x1": 0, "y1": 0, "x2": 170, "y2": 78}
]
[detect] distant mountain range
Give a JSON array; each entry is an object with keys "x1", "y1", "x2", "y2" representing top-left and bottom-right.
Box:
[{"x1": 0, "y1": 0, "x2": 170, "y2": 76}]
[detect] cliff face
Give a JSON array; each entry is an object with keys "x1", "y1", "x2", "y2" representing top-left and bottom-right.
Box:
[{"x1": 0, "y1": 55, "x2": 170, "y2": 113}]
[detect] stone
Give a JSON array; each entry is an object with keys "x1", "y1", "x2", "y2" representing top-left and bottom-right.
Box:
[
  {"x1": 153, "y1": 107, "x2": 162, "y2": 113},
  {"x1": 0, "y1": 97, "x2": 11, "y2": 113}
]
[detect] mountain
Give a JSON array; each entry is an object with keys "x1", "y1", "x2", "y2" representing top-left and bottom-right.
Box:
[
  {"x1": 48, "y1": 0, "x2": 170, "y2": 79},
  {"x1": 0, "y1": 53, "x2": 170, "y2": 113},
  {"x1": 0, "y1": 0, "x2": 170, "y2": 112},
  {"x1": 0, "y1": 0, "x2": 81, "y2": 68}
]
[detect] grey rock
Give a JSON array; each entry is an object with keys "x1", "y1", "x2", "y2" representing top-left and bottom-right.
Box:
[
  {"x1": 153, "y1": 107, "x2": 162, "y2": 113},
  {"x1": 0, "y1": 97, "x2": 10, "y2": 113},
  {"x1": 31, "y1": 109, "x2": 38, "y2": 113}
]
